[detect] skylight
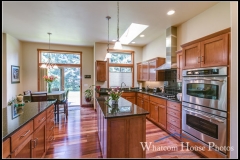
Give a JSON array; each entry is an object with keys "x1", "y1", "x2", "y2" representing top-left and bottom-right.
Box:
[{"x1": 119, "y1": 23, "x2": 148, "y2": 44}]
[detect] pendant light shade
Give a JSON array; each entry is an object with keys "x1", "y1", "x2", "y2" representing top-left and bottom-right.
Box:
[
  {"x1": 114, "y1": 1, "x2": 122, "y2": 49},
  {"x1": 40, "y1": 33, "x2": 58, "y2": 69}
]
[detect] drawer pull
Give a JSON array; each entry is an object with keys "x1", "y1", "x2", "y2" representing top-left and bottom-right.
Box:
[
  {"x1": 20, "y1": 130, "x2": 30, "y2": 138},
  {"x1": 32, "y1": 138, "x2": 37, "y2": 149},
  {"x1": 39, "y1": 117, "x2": 46, "y2": 123},
  {"x1": 50, "y1": 126, "x2": 54, "y2": 131},
  {"x1": 170, "y1": 127, "x2": 176, "y2": 131}
]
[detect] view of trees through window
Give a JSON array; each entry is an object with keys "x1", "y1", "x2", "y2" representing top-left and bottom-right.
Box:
[
  {"x1": 41, "y1": 52, "x2": 80, "y2": 64},
  {"x1": 109, "y1": 53, "x2": 132, "y2": 64}
]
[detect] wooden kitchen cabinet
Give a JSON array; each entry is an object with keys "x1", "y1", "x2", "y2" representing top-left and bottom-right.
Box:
[
  {"x1": 142, "y1": 61, "x2": 149, "y2": 81},
  {"x1": 121, "y1": 92, "x2": 136, "y2": 104},
  {"x1": 137, "y1": 63, "x2": 143, "y2": 81},
  {"x1": 46, "y1": 104, "x2": 55, "y2": 151},
  {"x1": 11, "y1": 134, "x2": 33, "y2": 158},
  {"x1": 182, "y1": 28, "x2": 230, "y2": 69},
  {"x1": 158, "y1": 104, "x2": 166, "y2": 129},
  {"x1": 142, "y1": 94, "x2": 149, "y2": 118},
  {"x1": 148, "y1": 57, "x2": 165, "y2": 81},
  {"x1": 3, "y1": 138, "x2": 11, "y2": 158},
  {"x1": 166, "y1": 100, "x2": 181, "y2": 140},
  {"x1": 176, "y1": 50, "x2": 182, "y2": 82},
  {"x1": 96, "y1": 60, "x2": 107, "y2": 81},
  {"x1": 149, "y1": 101, "x2": 158, "y2": 122}
]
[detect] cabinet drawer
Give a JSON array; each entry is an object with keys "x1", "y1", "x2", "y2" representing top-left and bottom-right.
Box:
[
  {"x1": 46, "y1": 113, "x2": 55, "y2": 138},
  {"x1": 46, "y1": 104, "x2": 55, "y2": 118},
  {"x1": 137, "y1": 93, "x2": 142, "y2": 97},
  {"x1": 142, "y1": 94, "x2": 149, "y2": 100},
  {"x1": 150, "y1": 96, "x2": 166, "y2": 105},
  {"x1": 121, "y1": 92, "x2": 135, "y2": 97},
  {"x1": 167, "y1": 108, "x2": 181, "y2": 119},
  {"x1": 3, "y1": 138, "x2": 10, "y2": 158},
  {"x1": 167, "y1": 101, "x2": 181, "y2": 112},
  {"x1": 167, "y1": 122, "x2": 181, "y2": 139},
  {"x1": 167, "y1": 114, "x2": 181, "y2": 128},
  {"x1": 11, "y1": 120, "x2": 33, "y2": 151},
  {"x1": 34, "y1": 111, "x2": 46, "y2": 130}
]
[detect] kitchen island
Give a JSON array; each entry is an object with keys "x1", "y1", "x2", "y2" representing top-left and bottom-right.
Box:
[{"x1": 96, "y1": 96, "x2": 149, "y2": 158}]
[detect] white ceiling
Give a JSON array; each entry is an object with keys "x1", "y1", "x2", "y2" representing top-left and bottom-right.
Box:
[{"x1": 2, "y1": 1, "x2": 219, "y2": 47}]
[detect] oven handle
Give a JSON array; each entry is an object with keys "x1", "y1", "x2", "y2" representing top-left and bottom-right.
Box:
[
  {"x1": 184, "y1": 109, "x2": 225, "y2": 123},
  {"x1": 184, "y1": 109, "x2": 211, "y2": 119},
  {"x1": 184, "y1": 78, "x2": 224, "y2": 82}
]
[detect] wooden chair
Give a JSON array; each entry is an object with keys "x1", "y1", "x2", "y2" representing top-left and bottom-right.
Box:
[
  {"x1": 56, "y1": 90, "x2": 69, "y2": 121},
  {"x1": 31, "y1": 92, "x2": 48, "y2": 102},
  {"x1": 23, "y1": 90, "x2": 31, "y2": 95}
]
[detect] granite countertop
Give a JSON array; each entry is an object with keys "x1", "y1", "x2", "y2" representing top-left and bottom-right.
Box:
[
  {"x1": 96, "y1": 96, "x2": 149, "y2": 118},
  {"x1": 96, "y1": 88, "x2": 181, "y2": 103},
  {"x1": 2, "y1": 100, "x2": 56, "y2": 141}
]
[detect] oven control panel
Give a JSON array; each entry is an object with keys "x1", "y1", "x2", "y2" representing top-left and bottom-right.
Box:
[{"x1": 182, "y1": 66, "x2": 227, "y2": 76}]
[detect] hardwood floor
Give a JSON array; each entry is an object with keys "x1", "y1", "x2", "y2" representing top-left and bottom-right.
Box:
[{"x1": 45, "y1": 106, "x2": 201, "y2": 158}]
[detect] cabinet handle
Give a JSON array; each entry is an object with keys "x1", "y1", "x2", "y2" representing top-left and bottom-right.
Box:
[
  {"x1": 39, "y1": 117, "x2": 46, "y2": 123},
  {"x1": 20, "y1": 130, "x2": 30, "y2": 138},
  {"x1": 201, "y1": 56, "x2": 204, "y2": 62},
  {"x1": 198, "y1": 57, "x2": 200, "y2": 63},
  {"x1": 32, "y1": 139, "x2": 37, "y2": 149}
]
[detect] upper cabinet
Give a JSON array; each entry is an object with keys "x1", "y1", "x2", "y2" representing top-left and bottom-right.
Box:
[
  {"x1": 176, "y1": 50, "x2": 182, "y2": 82},
  {"x1": 181, "y1": 28, "x2": 230, "y2": 69},
  {"x1": 96, "y1": 60, "x2": 107, "y2": 82},
  {"x1": 137, "y1": 57, "x2": 165, "y2": 81}
]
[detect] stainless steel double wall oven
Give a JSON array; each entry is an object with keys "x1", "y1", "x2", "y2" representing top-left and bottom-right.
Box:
[{"x1": 182, "y1": 66, "x2": 228, "y2": 156}]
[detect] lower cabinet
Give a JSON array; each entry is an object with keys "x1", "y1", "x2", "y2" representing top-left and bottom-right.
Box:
[
  {"x1": 2, "y1": 138, "x2": 11, "y2": 158},
  {"x1": 121, "y1": 92, "x2": 136, "y2": 104},
  {"x1": 7, "y1": 104, "x2": 55, "y2": 158},
  {"x1": 96, "y1": 100, "x2": 146, "y2": 158}
]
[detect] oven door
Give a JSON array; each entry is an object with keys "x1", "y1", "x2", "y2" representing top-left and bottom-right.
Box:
[
  {"x1": 182, "y1": 106, "x2": 227, "y2": 152},
  {"x1": 182, "y1": 76, "x2": 227, "y2": 111}
]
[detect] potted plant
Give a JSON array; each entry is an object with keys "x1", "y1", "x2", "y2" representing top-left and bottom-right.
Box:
[{"x1": 84, "y1": 85, "x2": 94, "y2": 102}]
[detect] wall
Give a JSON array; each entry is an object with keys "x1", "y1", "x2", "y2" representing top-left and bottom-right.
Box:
[
  {"x1": 21, "y1": 42, "x2": 93, "y2": 105},
  {"x1": 2, "y1": 33, "x2": 23, "y2": 108},
  {"x1": 177, "y1": 2, "x2": 230, "y2": 50},
  {"x1": 94, "y1": 42, "x2": 143, "y2": 88},
  {"x1": 230, "y1": 1, "x2": 238, "y2": 158}
]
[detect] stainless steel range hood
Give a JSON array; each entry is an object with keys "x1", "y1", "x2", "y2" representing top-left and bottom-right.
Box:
[{"x1": 156, "y1": 26, "x2": 177, "y2": 70}]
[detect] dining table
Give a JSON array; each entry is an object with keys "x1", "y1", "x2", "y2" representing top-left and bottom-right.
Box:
[{"x1": 24, "y1": 91, "x2": 66, "y2": 122}]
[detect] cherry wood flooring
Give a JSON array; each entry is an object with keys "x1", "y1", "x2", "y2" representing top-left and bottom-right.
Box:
[{"x1": 45, "y1": 106, "x2": 201, "y2": 158}]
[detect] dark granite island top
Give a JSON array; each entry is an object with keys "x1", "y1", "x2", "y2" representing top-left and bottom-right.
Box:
[
  {"x1": 2, "y1": 100, "x2": 56, "y2": 141},
  {"x1": 96, "y1": 96, "x2": 149, "y2": 118}
]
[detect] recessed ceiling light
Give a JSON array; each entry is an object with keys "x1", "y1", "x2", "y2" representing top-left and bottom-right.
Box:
[
  {"x1": 119, "y1": 23, "x2": 148, "y2": 44},
  {"x1": 140, "y1": 35, "x2": 145, "y2": 37},
  {"x1": 131, "y1": 42, "x2": 135, "y2": 44},
  {"x1": 112, "y1": 39, "x2": 116, "y2": 42},
  {"x1": 167, "y1": 10, "x2": 175, "y2": 15}
]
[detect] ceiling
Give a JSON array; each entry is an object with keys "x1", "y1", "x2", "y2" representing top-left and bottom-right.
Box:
[{"x1": 2, "y1": 1, "x2": 219, "y2": 47}]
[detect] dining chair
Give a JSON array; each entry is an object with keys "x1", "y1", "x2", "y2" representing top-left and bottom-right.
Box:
[
  {"x1": 56, "y1": 89, "x2": 69, "y2": 121},
  {"x1": 23, "y1": 90, "x2": 31, "y2": 95},
  {"x1": 30, "y1": 92, "x2": 48, "y2": 102}
]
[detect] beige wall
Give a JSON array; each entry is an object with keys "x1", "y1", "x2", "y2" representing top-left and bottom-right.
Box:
[
  {"x1": 177, "y1": 2, "x2": 230, "y2": 50},
  {"x1": 230, "y1": 1, "x2": 238, "y2": 158},
  {"x1": 21, "y1": 41, "x2": 93, "y2": 105},
  {"x1": 2, "y1": 33, "x2": 23, "y2": 108},
  {"x1": 94, "y1": 42, "x2": 143, "y2": 88}
]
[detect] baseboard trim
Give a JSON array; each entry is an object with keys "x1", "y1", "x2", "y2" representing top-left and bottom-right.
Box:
[{"x1": 82, "y1": 104, "x2": 93, "y2": 107}]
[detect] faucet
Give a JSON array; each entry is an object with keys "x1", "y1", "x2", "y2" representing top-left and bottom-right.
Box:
[{"x1": 121, "y1": 82, "x2": 127, "y2": 88}]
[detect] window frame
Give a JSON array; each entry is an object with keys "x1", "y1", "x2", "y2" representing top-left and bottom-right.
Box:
[{"x1": 107, "y1": 49, "x2": 134, "y2": 88}]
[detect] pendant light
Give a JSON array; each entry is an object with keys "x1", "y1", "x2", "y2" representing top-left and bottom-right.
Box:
[
  {"x1": 114, "y1": 1, "x2": 122, "y2": 49},
  {"x1": 40, "y1": 32, "x2": 58, "y2": 69},
  {"x1": 106, "y1": 16, "x2": 112, "y2": 59}
]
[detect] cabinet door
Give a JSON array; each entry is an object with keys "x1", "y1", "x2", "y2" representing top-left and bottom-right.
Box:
[
  {"x1": 200, "y1": 33, "x2": 229, "y2": 67},
  {"x1": 96, "y1": 61, "x2": 107, "y2": 81},
  {"x1": 176, "y1": 51, "x2": 182, "y2": 82},
  {"x1": 125, "y1": 97, "x2": 136, "y2": 104},
  {"x1": 32, "y1": 121, "x2": 46, "y2": 158},
  {"x1": 11, "y1": 134, "x2": 33, "y2": 158},
  {"x1": 143, "y1": 99, "x2": 149, "y2": 118},
  {"x1": 182, "y1": 42, "x2": 201, "y2": 69},
  {"x1": 150, "y1": 101, "x2": 158, "y2": 122},
  {"x1": 137, "y1": 97, "x2": 143, "y2": 108},
  {"x1": 148, "y1": 59, "x2": 157, "y2": 81},
  {"x1": 142, "y1": 61, "x2": 149, "y2": 81},
  {"x1": 137, "y1": 63, "x2": 142, "y2": 81},
  {"x1": 158, "y1": 104, "x2": 166, "y2": 129}
]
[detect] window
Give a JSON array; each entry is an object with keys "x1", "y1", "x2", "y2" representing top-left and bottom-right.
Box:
[
  {"x1": 108, "y1": 50, "x2": 134, "y2": 88},
  {"x1": 40, "y1": 52, "x2": 80, "y2": 64}
]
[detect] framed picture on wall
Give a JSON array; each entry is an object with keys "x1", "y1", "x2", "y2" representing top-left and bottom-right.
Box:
[{"x1": 11, "y1": 65, "x2": 20, "y2": 83}]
